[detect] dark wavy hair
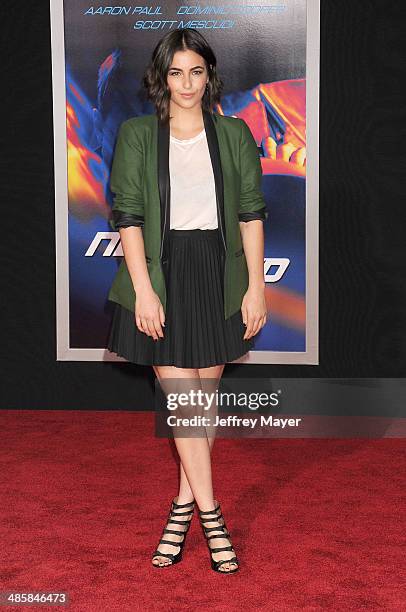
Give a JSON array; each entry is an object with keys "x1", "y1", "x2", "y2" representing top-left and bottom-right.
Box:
[{"x1": 142, "y1": 28, "x2": 224, "y2": 123}]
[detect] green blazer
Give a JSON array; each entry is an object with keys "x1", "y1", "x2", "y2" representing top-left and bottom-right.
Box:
[{"x1": 107, "y1": 108, "x2": 268, "y2": 320}]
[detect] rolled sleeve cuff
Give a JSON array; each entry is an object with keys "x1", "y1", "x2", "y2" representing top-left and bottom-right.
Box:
[
  {"x1": 111, "y1": 210, "x2": 145, "y2": 229},
  {"x1": 238, "y1": 208, "x2": 268, "y2": 223}
]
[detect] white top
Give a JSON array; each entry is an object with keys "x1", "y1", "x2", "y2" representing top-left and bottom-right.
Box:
[{"x1": 169, "y1": 128, "x2": 218, "y2": 230}]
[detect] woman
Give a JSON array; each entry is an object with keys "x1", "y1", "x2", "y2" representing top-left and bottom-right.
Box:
[{"x1": 107, "y1": 28, "x2": 268, "y2": 573}]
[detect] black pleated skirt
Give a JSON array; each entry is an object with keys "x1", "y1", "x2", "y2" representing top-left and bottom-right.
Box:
[{"x1": 107, "y1": 228, "x2": 254, "y2": 368}]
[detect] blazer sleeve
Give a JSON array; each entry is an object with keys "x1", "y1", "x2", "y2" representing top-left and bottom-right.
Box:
[
  {"x1": 108, "y1": 120, "x2": 145, "y2": 231},
  {"x1": 238, "y1": 118, "x2": 269, "y2": 223}
]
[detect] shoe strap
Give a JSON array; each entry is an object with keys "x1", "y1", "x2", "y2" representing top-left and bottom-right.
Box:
[
  {"x1": 163, "y1": 528, "x2": 185, "y2": 536},
  {"x1": 170, "y1": 509, "x2": 194, "y2": 517},
  {"x1": 167, "y1": 518, "x2": 190, "y2": 525},
  {"x1": 203, "y1": 524, "x2": 226, "y2": 533},
  {"x1": 200, "y1": 513, "x2": 223, "y2": 523},
  {"x1": 172, "y1": 499, "x2": 195, "y2": 509},
  {"x1": 198, "y1": 503, "x2": 220, "y2": 516},
  {"x1": 209, "y1": 545, "x2": 234, "y2": 554},
  {"x1": 215, "y1": 557, "x2": 238, "y2": 569},
  {"x1": 158, "y1": 538, "x2": 182, "y2": 547},
  {"x1": 152, "y1": 550, "x2": 175, "y2": 560},
  {"x1": 206, "y1": 533, "x2": 231, "y2": 541}
]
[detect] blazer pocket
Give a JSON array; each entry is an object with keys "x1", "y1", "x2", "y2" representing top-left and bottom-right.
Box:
[{"x1": 235, "y1": 247, "x2": 244, "y2": 257}]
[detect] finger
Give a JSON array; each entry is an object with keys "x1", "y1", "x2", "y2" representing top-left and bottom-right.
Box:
[
  {"x1": 243, "y1": 315, "x2": 255, "y2": 339},
  {"x1": 136, "y1": 315, "x2": 146, "y2": 333},
  {"x1": 246, "y1": 315, "x2": 262, "y2": 339},
  {"x1": 158, "y1": 306, "x2": 165, "y2": 336},
  {"x1": 146, "y1": 318, "x2": 158, "y2": 340},
  {"x1": 248, "y1": 318, "x2": 261, "y2": 339},
  {"x1": 152, "y1": 317, "x2": 163, "y2": 340},
  {"x1": 243, "y1": 323, "x2": 252, "y2": 339},
  {"x1": 251, "y1": 317, "x2": 264, "y2": 337},
  {"x1": 241, "y1": 305, "x2": 248, "y2": 327},
  {"x1": 140, "y1": 317, "x2": 151, "y2": 336}
]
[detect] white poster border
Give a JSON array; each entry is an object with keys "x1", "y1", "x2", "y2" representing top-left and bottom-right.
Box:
[{"x1": 50, "y1": 0, "x2": 320, "y2": 365}]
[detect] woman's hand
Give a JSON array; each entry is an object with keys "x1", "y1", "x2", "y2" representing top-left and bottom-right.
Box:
[
  {"x1": 241, "y1": 286, "x2": 268, "y2": 340},
  {"x1": 134, "y1": 287, "x2": 165, "y2": 341}
]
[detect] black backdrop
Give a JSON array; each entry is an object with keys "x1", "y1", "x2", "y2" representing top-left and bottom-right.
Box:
[{"x1": 1, "y1": 1, "x2": 406, "y2": 411}]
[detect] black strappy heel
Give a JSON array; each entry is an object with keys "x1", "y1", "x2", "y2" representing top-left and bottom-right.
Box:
[
  {"x1": 151, "y1": 498, "x2": 195, "y2": 568},
  {"x1": 198, "y1": 501, "x2": 239, "y2": 574}
]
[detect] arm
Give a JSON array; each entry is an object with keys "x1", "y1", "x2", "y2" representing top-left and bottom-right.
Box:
[
  {"x1": 117, "y1": 226, "x2": 151, "y2": 294},
  {"x1": 239, "y1": 221, "x2": 265, "y2": 293},
  {"x1": 109, "y1": 121, "x2": 164, "y2": 340},
  {"x1": 109, "y1": 120, "x2": 146, "y2": 231},
  {"x1": 238, "y1": 119, "x2": 269, "y2": 338},
  {"x1": 238, "y1": 119, "x2": 269, "y2": 223}
]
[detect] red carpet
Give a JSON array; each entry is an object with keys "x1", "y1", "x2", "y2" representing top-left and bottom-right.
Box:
[{"x1": 0, "y1": 410, "x2": 404, "y2": 611}]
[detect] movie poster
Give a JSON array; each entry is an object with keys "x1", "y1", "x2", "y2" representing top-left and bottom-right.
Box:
[{"x1": 50, "y1": 1, "x2": 319, "y2": 363}]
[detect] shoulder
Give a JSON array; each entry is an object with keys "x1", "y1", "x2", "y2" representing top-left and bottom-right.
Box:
[
  {"x1": 116, "y1": 115, "x2": 157, "y2": 152},
  {"x1": 213, "y1": 112, "x2": 242, "y2": 130},
  {"x1": 124, "y1": 113, "x2": 156, "y2": 127},
  {"x1": 119, "y1": 113, "x2": 157, "y2": 138},
  {"x1": 213, "y1": 113, "x2": 251, "y2": 140}
]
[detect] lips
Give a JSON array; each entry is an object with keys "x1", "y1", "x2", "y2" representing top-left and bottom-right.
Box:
[{"x1": 180, "y1": 93, "x2": 194, "y2": 98}]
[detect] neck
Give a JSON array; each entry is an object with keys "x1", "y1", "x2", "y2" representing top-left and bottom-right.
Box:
[{"x1": 169, "y1": 102, "x2": 204, "y2": 128}]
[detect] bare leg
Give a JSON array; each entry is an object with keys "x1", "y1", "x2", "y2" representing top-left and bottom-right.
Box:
[
  {"x1": 177, "y1": 364, "x2": 224, "y2": 504},
  {"x1": 198, "y1": 364, "x2": 225, "y2": 450},
  {"x1": 152, "y1": 364, "x2": 213, "y2": 566},
  {"x1": 152, "y1": 363, "x2": 236, "y2": 572},
  {"x1": 198, "y1": 364, "x2": 238, "y2": 573}
]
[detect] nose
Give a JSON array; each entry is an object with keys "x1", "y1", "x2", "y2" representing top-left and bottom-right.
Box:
[{"x1": 182, "y1": 75, "x2": 192, "y2": 89}]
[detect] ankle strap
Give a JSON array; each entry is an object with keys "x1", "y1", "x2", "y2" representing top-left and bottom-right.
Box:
[
  {"x1": 173, "y1": 499, "x2": 195, "y2": 509},
  {"x1": 198, "y1": 503, "x2": 220, "y2": 516},
  {"x1": 170, "y1": 509, "x2": 194, "y2": 516}
]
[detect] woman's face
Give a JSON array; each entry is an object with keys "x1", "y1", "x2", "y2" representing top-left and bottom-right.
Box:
[{"x1": 167, "y1": 49, "x2": 209, "y2": 110}]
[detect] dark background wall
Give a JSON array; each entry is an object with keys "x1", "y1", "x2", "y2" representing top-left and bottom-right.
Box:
[{"x1": 1, "y1": 1, "x2": 406, "y2": 411}]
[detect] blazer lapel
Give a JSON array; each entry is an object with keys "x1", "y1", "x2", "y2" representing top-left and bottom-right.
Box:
[
  {"x1": 157, "y1": 109, "x2": 227, "y2": 269},
  {"x1": 157, "y1": 117, "x2": 170, "y2": 265},
  {"x1": 203, "y1": 109, "x2": 227, "y2": 254}
]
